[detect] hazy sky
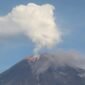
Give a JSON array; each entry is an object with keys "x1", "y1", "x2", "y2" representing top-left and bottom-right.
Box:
[{"x1": 0, "y1": 0, "x2": 85, "y2": 73}]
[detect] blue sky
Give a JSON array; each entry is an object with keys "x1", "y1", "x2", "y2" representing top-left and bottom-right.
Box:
[{"x1": 0, "y1": 0, "x2": 85, "y2": 73}]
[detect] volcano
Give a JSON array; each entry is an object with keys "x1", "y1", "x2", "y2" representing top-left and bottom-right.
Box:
[{"x1": 0, "y1": 54, "x2": 85, "y2": 85}]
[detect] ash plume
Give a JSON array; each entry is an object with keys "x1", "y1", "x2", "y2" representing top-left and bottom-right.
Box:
[
  {"x1": 28, "y1": 51, "x2": 85, "y2": 74},
  {"x1": 0, "y1": 3, "x2": 62, "y2": 57}
]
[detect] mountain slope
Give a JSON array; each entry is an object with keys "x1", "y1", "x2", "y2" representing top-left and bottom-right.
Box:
[{"x1": 0, "y1": 54, "x2": 85, "y2": 85}]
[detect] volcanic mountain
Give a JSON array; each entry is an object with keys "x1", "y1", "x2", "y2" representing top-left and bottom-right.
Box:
[{"x1": 0, "y1": 54, "x2": 85, "y2": 85}]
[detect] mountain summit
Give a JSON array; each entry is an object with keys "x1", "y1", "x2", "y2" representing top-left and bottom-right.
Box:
[{"x1": 0, "y1": 54, "x2": 85, "y2": 85}]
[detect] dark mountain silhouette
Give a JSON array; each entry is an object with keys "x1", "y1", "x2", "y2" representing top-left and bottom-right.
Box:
[{"x1": 0, "y1": 54, "x2": 85, "y2": 85}]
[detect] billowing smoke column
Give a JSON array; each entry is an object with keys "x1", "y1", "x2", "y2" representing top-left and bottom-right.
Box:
[{"x1": 0, "y1": 3, "x2": 62, "y2": 57}]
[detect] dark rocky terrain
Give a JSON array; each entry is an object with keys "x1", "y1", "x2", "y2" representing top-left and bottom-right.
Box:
[{"x1": 0, "y1": 54, "x2": 85, "y2": 85}]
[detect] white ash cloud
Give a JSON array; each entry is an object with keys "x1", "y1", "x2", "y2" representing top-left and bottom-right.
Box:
[
  {"x1": 0, "y1": 16, "x2": 21, "y2": 35},
  {"x1": 0, "y1": 3, "x2": 62, "y2": 56}
]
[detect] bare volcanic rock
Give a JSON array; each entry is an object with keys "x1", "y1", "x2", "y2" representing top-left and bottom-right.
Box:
[{"x1": 0, "y1": 54, "x2": 85, "y2": 85}]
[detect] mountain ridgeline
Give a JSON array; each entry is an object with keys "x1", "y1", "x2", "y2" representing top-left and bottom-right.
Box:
[{"x1": 0, "y1": 54, "x2": 85, "y2": 85}]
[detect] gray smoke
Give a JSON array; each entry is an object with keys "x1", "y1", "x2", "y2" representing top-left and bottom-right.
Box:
[{"x1": 28, "y1": 51, "x2": 85, "y2": 74}]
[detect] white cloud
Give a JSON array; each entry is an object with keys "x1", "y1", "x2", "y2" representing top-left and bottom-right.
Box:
[{"x1": 0, "y1": 3, "x2": 62, "y2": 55}]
